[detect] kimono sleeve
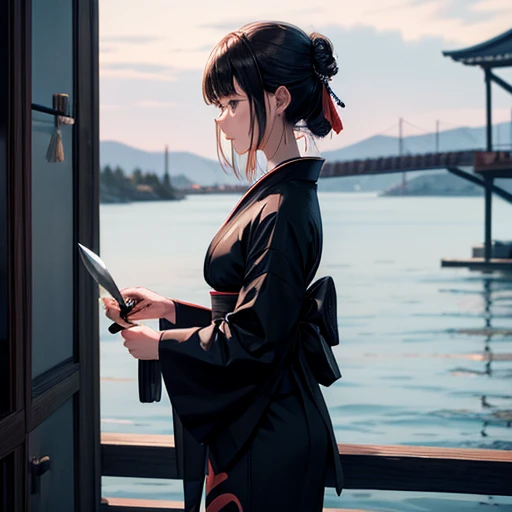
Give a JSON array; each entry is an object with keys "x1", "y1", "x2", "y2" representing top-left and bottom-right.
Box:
[
  {"x1": 158, "y1": 194, "x2": 312, "y2": 442},
  {"x1": 159, "y1": 299, "x2": 212, "y2": 331}
]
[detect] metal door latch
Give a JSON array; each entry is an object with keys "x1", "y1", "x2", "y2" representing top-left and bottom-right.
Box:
[{"x1": 30, "y1": 455, "x2": 51, "y2": 494}]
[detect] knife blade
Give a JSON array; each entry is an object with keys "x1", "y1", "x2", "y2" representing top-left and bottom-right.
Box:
[{"x1": 77, "y1": 242, "x2": 162, "y2": 402}]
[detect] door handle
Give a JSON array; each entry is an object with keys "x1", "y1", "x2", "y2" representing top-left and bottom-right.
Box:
[{"x1": 30, "y1": 455, "x2": 52, "y2": 494}]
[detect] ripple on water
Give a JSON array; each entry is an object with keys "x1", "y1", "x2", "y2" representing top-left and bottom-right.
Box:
[
  {"x1": 401, "y1": 384, "x2": 446, "y2": 392},
  {"x1": 429, "y1": 408, "x2": 512, "y2": 426},
  {"x1": 379, "y1": 375, "x2": 413, "y2": 380},
  {"x1": 450, "y1": 367, "x2": 512, "y2": 378},
  {"x1": 332, "y1": 403, "x2": 407, "y2": 415}
]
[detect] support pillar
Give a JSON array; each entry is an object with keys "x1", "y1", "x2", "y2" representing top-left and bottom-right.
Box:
[
  {"x1": 484, "y1": 176, "x2": 493, "y2": 262},
  {"x1": 485, "y1": 68, "x2": 492, "y2": 151}
]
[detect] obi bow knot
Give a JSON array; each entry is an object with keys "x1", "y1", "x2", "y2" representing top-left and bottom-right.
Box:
[
  {"x1": 209, "y1": 275, "x2": 342, "y2": 387},
  {"x1": 298, "y1": 275, "x2": 342, "y2": 387}
]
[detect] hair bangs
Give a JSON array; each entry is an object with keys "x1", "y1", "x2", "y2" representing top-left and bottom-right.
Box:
[
  {"x1": 202, "y1": 37, "x2": 240, "y2": 106},
  {"x1": 202, "y1": 32, "x2": 268, "y2": 182}
]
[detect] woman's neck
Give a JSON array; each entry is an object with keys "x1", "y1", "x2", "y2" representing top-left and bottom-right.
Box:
[{"x1": 263, "y1": 123, "x2": 301, "y2": 171}]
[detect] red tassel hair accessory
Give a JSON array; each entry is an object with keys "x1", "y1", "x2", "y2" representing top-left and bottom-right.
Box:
[
  {"x1": 322, "y1": 87, "x2": 343, "y2": 134},
  {"x1": 315, "y1": 71, "x2": 345, "y2": 135}
]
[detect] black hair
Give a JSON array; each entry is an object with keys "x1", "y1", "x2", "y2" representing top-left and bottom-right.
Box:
[{"x1": 202, "y1": 21, "x2": 339, "y2": 181}]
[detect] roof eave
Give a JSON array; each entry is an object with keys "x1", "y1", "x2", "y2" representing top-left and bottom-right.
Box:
[{"x1": 442, "y1": 28, "x2": 512, "y2": 67}]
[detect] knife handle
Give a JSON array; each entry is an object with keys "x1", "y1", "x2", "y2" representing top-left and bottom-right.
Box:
[
  {"x1": 106, "y1": 299, "x2": 162, "y2": 403},
  {"x1": 108, "y1": 322, "x2": 125, "y2": 334},
  {"x1": 108, "y1": 298, "x2": 136, "y2": 333}
]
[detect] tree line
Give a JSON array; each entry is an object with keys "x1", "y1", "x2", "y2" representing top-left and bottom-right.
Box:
[{"x1": 100, "y1": 165, "x2": 182, "y2": 203}]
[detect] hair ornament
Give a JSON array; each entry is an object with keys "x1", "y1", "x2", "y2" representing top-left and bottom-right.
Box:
[
  {"x1": 314, "y1": 69, "x2": 345, "y2": 134},
  {"x1": 314, "y1": 71, "x2": 345, "y2": 108}
]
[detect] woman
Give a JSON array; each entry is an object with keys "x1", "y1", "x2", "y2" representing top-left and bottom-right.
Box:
[{"x1": 104, "y1": 21, "x2": 345, "y2": 511}]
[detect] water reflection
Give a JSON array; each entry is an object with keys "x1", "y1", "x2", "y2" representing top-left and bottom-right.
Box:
[{"x1": 448, "y1": 276, "x2": 512, "y2": 440}]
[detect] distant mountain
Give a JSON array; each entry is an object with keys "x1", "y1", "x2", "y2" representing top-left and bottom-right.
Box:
[
  {"x1": 380, "y1": 170, "x2": 512, "y2": 197},
  {"x1": 380, "y1": 171, "x2": 482, "y2": 196},
  {"x1": 100, "y1": 141, "x2": 244, "y2": 187},
  {"x1": 101, "y1": 121, "x2": 512, "y2": 191},
  {"x1": 323, "y1": 121, "x2": 511, "y2": 160}
]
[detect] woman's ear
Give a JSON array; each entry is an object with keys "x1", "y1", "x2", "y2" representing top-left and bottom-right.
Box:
[{"x1": 274, "y1": 85, "x2": 292, "y2": 115}]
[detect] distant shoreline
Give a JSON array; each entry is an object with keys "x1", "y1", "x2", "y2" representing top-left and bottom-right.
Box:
[{"x1": 100, "y1": 184, "x2": 249, "y2": 203}]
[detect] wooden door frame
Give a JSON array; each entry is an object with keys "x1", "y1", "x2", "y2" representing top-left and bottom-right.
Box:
[
  {"x1": 74, "y1": 0, "x2": 101, "y2": 509},
  {"x1": 2, "y1": 0, "x2": 100, "y2": 510},
  {"x1": 2, "y1": 0, "x2": 32, "y2": 509}
]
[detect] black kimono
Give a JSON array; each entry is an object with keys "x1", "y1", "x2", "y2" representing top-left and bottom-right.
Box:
[{"x1": 159, "y1": 156, "x2": 344, "y2": 511}]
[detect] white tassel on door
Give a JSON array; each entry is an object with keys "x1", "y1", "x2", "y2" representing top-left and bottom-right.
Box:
[
  {"x1": 46, "y1": 94, "x2": 72, "y2": 163},
  {"x1": 46, "y1": 128, "x2": 65, "y2": 162}
]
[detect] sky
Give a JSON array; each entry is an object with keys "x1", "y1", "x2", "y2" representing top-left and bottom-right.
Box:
[{"x1": 99, "y1": 0, "x2": 512, "y2": 160}]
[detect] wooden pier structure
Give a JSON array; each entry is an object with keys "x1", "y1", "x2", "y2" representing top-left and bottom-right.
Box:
[{"x1": 441, "y1": 29, "x2": 512, "y2": 272}]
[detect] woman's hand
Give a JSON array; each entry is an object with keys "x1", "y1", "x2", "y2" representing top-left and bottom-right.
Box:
[
  {"x1": 121, "y1": 324, "x2": 160, "y2": 360},
  {"x1": 102, "y1": 286, "x2": 175, "y2": 325}
]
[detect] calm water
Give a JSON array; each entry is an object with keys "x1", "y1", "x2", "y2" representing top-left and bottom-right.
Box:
[{"x1": 100, "y1": 192, "x2": 512, "y2": 510}]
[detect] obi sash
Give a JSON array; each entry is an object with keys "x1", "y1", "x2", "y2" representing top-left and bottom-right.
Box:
[{"x1": 210, "y1": 275, "x2": 342, "y2": 387}]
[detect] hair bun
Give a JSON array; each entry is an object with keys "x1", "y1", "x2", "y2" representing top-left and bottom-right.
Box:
[
  {"x1": 305, "y1": 112, "x2": 332, "y2": 138},
  {"x1": 310, "y1": 32, "x2": 338, "y2": 79}
]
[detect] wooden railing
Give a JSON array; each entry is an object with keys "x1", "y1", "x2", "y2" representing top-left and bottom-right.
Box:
[
  {"x1": 99, "y1": 432, "x2": 512, "y2": 511},
  {"x1": 320, "y1": 150, "x2": 512, "y2": 179},
  {"x1": 321, "y1": 150, "x2": 477, "y2": 178}
]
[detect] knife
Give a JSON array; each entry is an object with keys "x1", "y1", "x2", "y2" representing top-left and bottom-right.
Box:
[{"x1": 78, "y1": 243, "x2": 162, "y2": 403}]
